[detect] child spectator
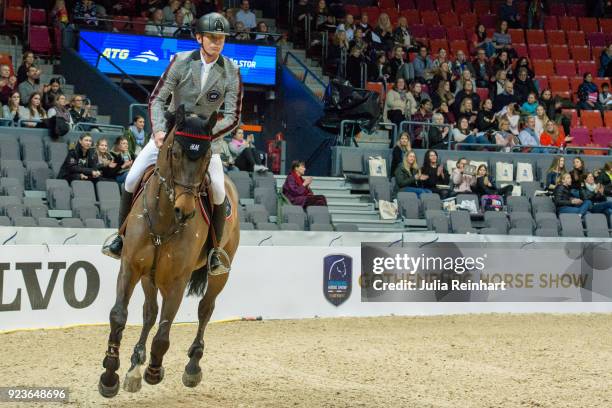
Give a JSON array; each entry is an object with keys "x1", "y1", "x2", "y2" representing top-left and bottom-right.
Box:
[
  {"x1": 394, "y1": 150, "x2": 431, "y2": 197},
  {"x1": 599, "y1": 83, "x2": 612, "y2": 110},
  {"x1": 452, "y1": 157, "x2": 476, "y2": 193},
  {"x1": 282, "y1": 160, "x2": 327, "y2": 208},
  {"x1": 126, "y1": 115, "x2": 146, "y2": 155},
  {"x1": 474, "y1": 164, "x2": 513, "y2": 198},
  {"x1": 58, "y1": 133, "x2": 101, "y2": 182}
]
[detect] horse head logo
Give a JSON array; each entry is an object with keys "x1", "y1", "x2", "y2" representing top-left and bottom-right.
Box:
[{"x1": 323, "y1": 255, "x2": 353, "y2": 306}]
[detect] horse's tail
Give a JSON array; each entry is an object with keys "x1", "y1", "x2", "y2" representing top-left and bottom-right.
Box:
[{"x1": 187, "y1": 265, "x2": 208, "y2": 297}]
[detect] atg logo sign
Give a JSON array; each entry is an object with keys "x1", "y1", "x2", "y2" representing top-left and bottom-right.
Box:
[{"x1": 323, "y1": 255, "x2": 352, "y2": 306}]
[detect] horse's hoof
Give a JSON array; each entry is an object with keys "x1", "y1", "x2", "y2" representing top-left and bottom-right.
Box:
[
  {"x1": 123, "y1": 373, "x2": 142, "y2": 393},
  {"x1": 98, "y1": 373, "x2": 120, "y2": 398},
  {"x1": 182, "y1": 369, "x2": 202, "y2": 388},
  {"x1": 144, "y1": 366, "x2": 165, "y2": 385}
]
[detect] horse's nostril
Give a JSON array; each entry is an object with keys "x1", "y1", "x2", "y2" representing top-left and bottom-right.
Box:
[{"x1": 174, "y1": 207, "x2": 181, "y2": 216}]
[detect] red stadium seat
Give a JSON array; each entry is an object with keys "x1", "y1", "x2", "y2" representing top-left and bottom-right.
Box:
[
  {"x1": 416, "y1": 0, "x2": 435, "y2": 10},
  {"x1": 593, "y1": 77, "x2": 611, "y2": 89},
  {"x1": 545, "y1": 30, "x2": 565, "y2": 46},
  {"x1": 513, "y1": 43, "x2": 528, "y2": 58},
  {"x1": 398, "y1": 0, "x2": 416, "y2": 8},
  {"x1": 366, "y1": 81, "x2": 385, "y2": 102},
  {"x1": 600, "y1": 18, "x2": 612, "y2": 34},
  {"x1": 8, "y1": 0, "x2": 23, "y2": 5},
  {"x1": 421, "y1": 10, "x2": 439, "y2": 25},
  {"x1": 428, "y1": 26, "x2": 446, "y2": 40},
  {"x1": 604, "y1": 111, "x2": 612, "y2": 128},
  {"x1": 567, "y1": 3, "x2": 587, "y2": 17},
  {"x1": 570, "y1": 127, "x2": 591, "y2": 146},
  {"x1": 132, "y1": 16, "x2": 148, "y2": 34},
  {"x1": 587, "y1": 32, "x2": 607, "y2": 48},
  {"x1": 449, "y1": 40, "x2": 469, "y2": 56},
  {"x1": 344, "y1": 5, "x2": 360, "y2": 17},
  {"x1": 548, "y1": 3, "x2": 565, "y2": 16},
  {"x1": 570, "y1": 46, "x2": 591, "y2": 61},
  {"x1": 28, "y1": 26, "x2": 51, "y2": 56},
  {"x1": 549, "y1": 76, "x2": 570, "y2": 94},
  {"x1": 533, "y1": 60, "x2": 555, "y2": 77},
  {"x1": 473, "y1": 0, "x2": 491, "y2": 14},
  {"x1": 446, "y1": 26, "x2": 465, "y2": 41},
  {"x1": 580, "y1": 111, "x2": 604, "y2": 132},
  {"x1": 528, "y1": 44, "x2": 549, "y2": 59},
  {"x1": 593, "y1": 47, "x2": 606, "y2": 71},
  {"x1": 383, "y1": 8, "x2": 399, "y2": 24},
  {"x1": 550, "y1": 45, "x2": 570, "y2": 60},
  {"x1": 577, "y1": 61, "x2": 597, "y2": 76},
  {"x1": 454, "y1": 0, "x2": 471, "y2": 14},
  {"x1": 409, "y1": 24, "x2": 427, "y2": 40},
  {"x1": 566, "y1": 31, "x2": 585, "y2": 47},
  {"x1": 436, "y1": 0, "x2": 453, "y2": 13},
  {"x1": 5, "y1": 7, "x2": 23, "y2": 23},
  {"x1": 508, "y1": 29, "x2": 525, "y2": 44},
  {"x1": 362, "y1": 6, "x2": 380, "y2": 22},
  {"x1": 430, "y1": 39, "x2": 449, "y2": 53},
  {"x1": 526, "y1": 29, "x2": 545, "y2": 44},
  {"x1": 29, "y1": 8, "x2": 46, "y2": 24},
  {"x1": 570, "y1": 77, "x2": 583, "y2": 93},
  {"x1": 476, "y1": 87, "x2": 489, "y2": 101},
  {"x1": 480, "y1": 14, "x2": 497, "y2": 30},
  {"x1": 578, "y1": 17, "x2": 599, "y2": 33},
  {"x1": 112, "y1": 15, "x2": 130, "y2": 31},
  {"x1": 461, "y1": 12, "x2": 478, "y2": 29},
  {"x1": 400, "y1": 9, "x2": 420, "y2": 25},
  {"x1": 439, "y1": 12, "x2": 459, "y2": 27},
  {"x1": 379, "y1": 0, "x2": 396, "y2": 9},
  {"x1": 535, "y1": 76, "x2": 549, "y2": 91},
  {"x1": 543, "y1": 16, "x2": 558, "y2": 30},
  {"x1": 559, "y1": 16, "x2": 579, "y2": 32},
  {"x1": 592, "y1": 128, "x2": 612, "y2": 148},
  {"x1": 563, "y1": 109, "x2": 579, "y2": 128},
  {"x1": 555, "y1": 60, "x2": 576, "y2": 77}
]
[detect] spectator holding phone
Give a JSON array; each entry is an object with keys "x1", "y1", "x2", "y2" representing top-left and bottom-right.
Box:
[{"x1": 452, "y1": 157, "x2": 476, "y2": 193}]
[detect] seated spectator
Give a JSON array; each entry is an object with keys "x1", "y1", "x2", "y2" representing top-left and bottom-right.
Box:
[
  {"x1": 70, "y1": 95, "x2": 95, "y2": 124},
  {"x1": 388, "y1": 46, "x2": 405, "y2": 80},
  {"x1": 493, "y1": 117, "x2": 517, "y2": 150},
  {"x1": 145, "y1": 8, "x2": 173, "y2": 37},
  {"x1": 493, "y1": 80, "x2": 519, "y2": 113},
  {"x1": 420, "y1": 148, "x2": 450, "y2": 197},
  {"x1": 0, "y1": 64, "x2": 16, "y2": 105},
  {"x1": 472, "y1": 51, "x2": 492, "y2": 89},
  {"x1": 539, "y1": 89, "x2": 571, "y2": 135},
  {"x1": 346, "y1": 47, "x2": 365, "y2": 88},
  {"x1": 475, "y1": 164, "x2": 513, "y2": 198},
  {"x1": 125, "y1": 115, "x2": 146, "y2": 156},
  {"x1": 18, "y1": 65, "x2": 40, "y2": 105},
  {"x1": 425, "y1": 114, "x2": 451, "y2": 151},
  {"x1": 47, "y1": 94, "x2": 73, "y2": 137},
  {"x1": 111, "y1": 136, "x2": 134, "y2": 184},
  {"x1": 236, "y1": 0, "x2": 257, "y2": 31},
  {"x1": 254, "y1": 22, "x2": 276, "y2": 44},
  {"x1": 162, "y1": 0, "x2": 181, "y2": 24},
  {"x1": 413, "y1": 46, "x2": 435, "y2": 83},
  {"x1": 471, "y1": 24, "x2": 495, "y2": 58},
  {"x1": 497, "y1": 102, "x2": 521, "y2": 135},
  {"x1": 491, "y1": 50, "x2": 513, "y2": 80},
  {"x1": 411, "y1": 99, "x2": 434, "y2": 147},
  {"x1": 349, "y1": 27, "x2": 368, "y2": 53},
  {"x1": 570, "y1": 157, "x2": 586, "y2": 192},
  {"x1": 180, "y1": 0, "x2": 195, "y2": 26},
  {"x1": 42, "y1": 78, "x2": 63, "y2": 111},
  {"x1": 534, "y1": 104, "x2": 550, "y2": 135},
  {"x1": 390, "y1": 132, "x2": 411, "y2": 177},
  {"x1": 282, "y1": 160, "x2": 327, "y2": 208},
  {"x1": 554, "y1": 172, "x2": 592, "y2": 216},
  {"x1": 436, "y1": 101, "x2": 456, "y2": 125},
  {"x1": 518, "y1": 116, "x2": 542, "y2": 149},
  {"x1": 58, "y1": 133, "x2": 101, "y2": 182},
  {"x1": 456, "y1": 98, "x2": 478, "y2": 127},
  {"x1": 521, "y1": 92, "x2": 539, "y2": 117},
  {"x1": 454, "y1": 70, "x2": 477, "y2": 98},
  {"x1": 577, "y1": 73, "x2": 602, "y2": 111},
  {"x1": 394, "y1": 151, "x2": 431, "y2": 197},
  {"x1": 431, "y1": 61, "x2": 455, "y2": 95},
  {"x1": 452, "y1": 116, "x2": 488, "y2": 147},
  {"x1": 1, "y1": 91, "x2": 28, "y2": 125},
  {"x1": 218, "y1": 137, "x2": 237, "y2": 173},
  {"x1": 545, "y1": 156, "x2": 565, "y2": 192},
  {"x1": 493, "y1": 21, "x2": 514, "y2": 54},
  {"x1": 452, "y1": 50, "x2": 475, "y2": 80},
  {"x1": 498, "y1": 1, "x2": 521, "y2": 29},
  {"x1": 599, "y1": 44, "x2": 612, "y2": 77},
  {"x1": 514, "y1": 69, "x2": 537, "y2": 104},
  {"x1": 433, "y1": 48, "x2": 449, "y2": 71},
  {"x1": 51, "y1": 0, "x2": 70, "y2": 26},
  {"x1": 407, "y1": 81, "x2": 430, "y2": 115},
  {"x1": 16, "y1": 51, "x2": 35, "y2": 84},
  {"x1": 229, "y1": 128, "x2": 267, "y2": 173},
  {"x1": 527, "y1": 0, "x2": 545, "y2": 29},
  {"x1": 582, "y1": 172, "x2": 612, "y2": 216},
  {"x1": 393, "y1": 16, "x2": 414, "y2": 52},
  {"x1": 172, "y1": 10, "x2": 193, "y2": 39},
  {"x1": 22, "y1": 93, "x2": 47, "y2": 127},
  {"x1": 74, "y1": 0, "x2": 98, "y2": 26},
  {"x1": 595, "y1": 162, "x2": 612, "y2": 196},
  {"x1": 95, "y1": 138, "x2": 119, "y2": 180},
  {"x1": 384, "y1": 78, "x2": 411, "y2": 130},
  {"x1": 513, "y1": 57, "x2": 535, "y2": 80},
  {"x1": 370, "y1": 13, "x2": 394, "y2": 51},
  {"x1": 477, "y1": 98, "x2": 497, "y2": 135},
  {"x1": 489, "y1": 69, "x2": 508, "y2": 101},
  {"x1": 454, "y1": 81, "x2": 480, "y2": 116},
  {"x1": 356, "y1": 12, "x2": 372, "y2": 36},
  {"x1": 367, "y1": 52, "x2": 391, "y2": 82},
  {"x1": 233, "y1": 22, "x2": 252, "y2": 41},
  {"x1": 598, "y1": 83, "x2": 612, "y2": 110},
  {"x1": 540, "y1": 119, "x2": 571, "y2": 148},
  {"x1": 431, "y1": 79, "x2": 455, "y2": 110},
  {"x1": 452, "y1": 157, "x2": 476, "y2": 193},
  {"x1": 336, "y1": 14, "x2": 356, "y2": 41}
]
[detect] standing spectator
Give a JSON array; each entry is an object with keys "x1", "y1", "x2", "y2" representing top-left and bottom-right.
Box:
[
  {"x1": 493, "y1": 80, "x2": 519, "y2": 113},
  {"x1": 292, "y1": 0, "x2": 311, "y2": 48},
  {"x1": 527, "y1": 0, "x2": 545, "y2": 29},
  {"x1": 472, "y1": 24, "x2": 495, "y2": 57},
  {"x1": 477, "y1": 98, "x2": 497, "y2": 135},
  {"x1": 384, "y1": 78, "x2": 411, "y2": 130},
  {"x1": 111, "y1": 136, "x2": 134, "y2": 184},
  {"x1": 545, "y1": 156, "x2": 565, "y2": 192},
  {"x1": 282, "y1": 160, "x2": 327, "y2": 208},
  {"x1": 413, "y1": 46, "x2": 435, "y2": 83},
  {"x1": 236, "y1": 0, "x2": 257, "y2": 31},
  {"x1": 393, "y1": 16, "x2": 413, "y2": 52},
  {"x1": 518, "y1": 116, "x2": 540, "y2": 148},
  {"x1": 51, "y1": 0, "x2": 70, "y2": 26},
  {"x1": 162, "y1": 0, "x2": 181, "y2": 24},
  {"x1": 126, "y1": 115, "x2": 146, "y2": 156},
  {"x1": 577, "y1": 73, "x2": 603, "y2": 111},
  {"x1": 452, "y1": 157, "x2": 477, "y2": 194},
  {"x1": 599, "y1": 45, "x2": 612, "y2": 77},
  {"x1": 346, "y1": 47, "x2": 365, "y2": 88},
  {"x1": 498, "y1": 0, "x2": 521, "y2": 29},
  {"x1": 553, "y1": 173, "x2": 592, "y2": 216},
  {"x1": 421, "y1": 149, "x2": 450, "y2": 197},
  {"x1": 313, "y1": 0, "x2": 331, "y2": 32},
  {"x1": 229, "y1": 128, "x2": 268, "y2": 173},
  {"x1": 180, "y1": 0, "x2": 195, "y2": 26},
  {"x1": 493, "y1": 23, "x2": 514, "y2": 58},
  {"x1": 425, "y1": 114, "x2": 451, "y2": 151},
  {"x1": 18, "y1": 66, "x2": 40, "y2": 105},
  {"x1": 22, "y1": 92, "x2": 47, "y2": 127},
  {"x1": 47, "y1": 94, "x2": 73, "y2": 137},
  {"x1": 58, "y1": 133, "x2": 101, "y2": 182},
  {"x1": 390, "y1": 132, "x2": 411, "y2": 177},
  {"x1": 1, "y1": 91, "x2": 27, "y2": 125},
  {"x1": 452, "y1": 116, "x2": 489, "y2": 147},
  {"x1": 431, "y1": 79, "x2": 455, "y2": 110},
  {"x1": 69, "y1": 95, "x2": 95, "y2": 124},
  {"x1": 42, "y1": 78, "x2": 63, "y2": 111},
  {"x1": 394, "y1": 151, "x2": 431, "y2": 197},
  {"x1": 521, "y1": 92, "x2": 539, "y2": 117},
  {"x1": 367, "y1": 52, "x2": 390, "y2": 82},
  {"x1": 570, "y1": 157, "x2": 586, "y2": 192},
  {"x1": 388, "y1": 46, "x2": 405, "y2": 80},
  {"x1": 411, "y1": 99, "x2": 434, "y2": 147},
  {"x1": 493, "y1": 117, "x2": 517, "y2": 149},
  {"x1": 540, "y1": 120, "x2": 570, "y2": 148},
  {"x1": 475, "y1": 164, "x2": 513, "y2": 198},
  {"x1": 95, "y1": 138, "x2": 119, "y2": 181},
  {"x1": 327, "y1": 30, "x2": 349, "y2": 75},
  {"x1": 74, "y1": 0, "x2": 98, "y2": 26},
  {"x1": 0, "y1": 64, "x2": 16, "y2": 105},
  {"x1": 514, "y1": 69, "x2": 537, "y2": 104},
  {"x1": 451, "y1": 50, "x2": 475, "y2": 80},
  {"x1": 145, "y1": 8, "x2": 173, "y2": 37},
  {"x1": 16, "y1": 51, "x2": 35, "y2": 85},
  {"x1": 370, "y1": 13, "x2": 394, "y2": 52},
  {"x1": 582, "y1": 172, "x2": 612, "y2": 216}
]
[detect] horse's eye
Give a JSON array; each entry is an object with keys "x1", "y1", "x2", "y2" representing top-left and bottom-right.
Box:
[{"x1": 172, "y1": 149, "x2": 180, "y2": 159}]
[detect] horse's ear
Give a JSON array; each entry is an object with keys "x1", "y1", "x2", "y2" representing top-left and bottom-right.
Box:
[
  {"x1": 175, "y1": 104, "x2": 186, "y2": 129},
  {"x1": 205, "y1": 111, "x2": 218, "y2": 134}
]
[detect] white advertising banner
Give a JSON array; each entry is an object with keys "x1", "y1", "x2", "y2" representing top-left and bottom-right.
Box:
[{"x1": 1, "y1": 245, "x2": 612, "y2": 332}]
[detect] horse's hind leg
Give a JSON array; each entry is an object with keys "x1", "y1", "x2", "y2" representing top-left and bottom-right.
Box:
[
  {"x1": 183, "y1": 273, "x2": 229, "y2": 388},
  {"x1": 124, "y1": 277, "x2": 158, "y2": 393},
  {"x1": 144, "y1": 283, "x2": 186, "y2": 385},
  {"x1": 98, "y1": 262, "x2": 139, "y2": 398}
]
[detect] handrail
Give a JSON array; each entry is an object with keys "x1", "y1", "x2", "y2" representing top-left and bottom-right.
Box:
[
  {"x1": 17, "y1": 119, "x2": 42, "y2": 127},
  {"x1": 284, "y1": 51, "x2": 327, "y2": 89},
  {"x1": 564, "y1": 146, "x2": 611, "y2": 155},
  {"x1": 74, "y1": 122, "x2": 125, "y2": 133},
  {"x1": 453, "y1": 142, "x2": 562, "y2": 154},
  {"x1": 0, "y1": 119, "x2": 14, "y2": 127},
  {"x1": 399, "y1": 120, "x2": 454, "y2": 149}
]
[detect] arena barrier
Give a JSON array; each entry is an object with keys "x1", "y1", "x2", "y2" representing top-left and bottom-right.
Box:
[{"x1": 1, "y1": 228, "x2": 612, "y2": 332}]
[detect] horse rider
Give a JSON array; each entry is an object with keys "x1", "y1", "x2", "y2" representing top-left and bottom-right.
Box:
[{"x1": 102, "y1": 12, "x2": 243, "y2": 274}]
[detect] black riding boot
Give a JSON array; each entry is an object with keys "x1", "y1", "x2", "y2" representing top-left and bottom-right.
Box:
[
  {"x1": 209, "y1": 203, "x2": 227, "y2": 273},
  {"x1": 102, "y1": 190, "x2": 134, "y2": 259}
]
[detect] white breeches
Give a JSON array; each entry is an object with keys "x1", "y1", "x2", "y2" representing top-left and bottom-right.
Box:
[{"x1": 124, "y1": 138, "x2": 226, "y2": 205}]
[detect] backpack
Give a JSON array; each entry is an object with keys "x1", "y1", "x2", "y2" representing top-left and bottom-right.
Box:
[{"x1": 481, "y1": 194, "x2": 504, "y2": 212}]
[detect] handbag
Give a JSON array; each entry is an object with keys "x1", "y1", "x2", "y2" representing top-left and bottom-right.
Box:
[
  {"x1": 378, "y1": 199, "x2": 398, "y2": 220},
  {"x1": 368, "y1": 156, "x2": 387, "y2": 177}
]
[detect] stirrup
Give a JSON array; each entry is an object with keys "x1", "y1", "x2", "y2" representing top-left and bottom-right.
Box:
[
  {"x1": 101, "y1": 232, "x2": 122, "y2": 260},
  {"x1": 207, "y1": 247, "x2": 231, "y2": 276}
]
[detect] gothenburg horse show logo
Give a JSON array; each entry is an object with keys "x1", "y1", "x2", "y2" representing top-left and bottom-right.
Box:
[{"x1": 323, "y1": 255, "x2": 352, "y2": 306}]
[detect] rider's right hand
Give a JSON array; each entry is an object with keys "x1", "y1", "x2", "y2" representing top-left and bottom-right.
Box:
[{"x1": 154, "y1": 131, "x2": 166, "y2": 148}]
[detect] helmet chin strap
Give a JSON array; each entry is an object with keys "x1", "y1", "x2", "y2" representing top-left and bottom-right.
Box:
[{"x1": 200, "y1": 44, "x2": 218, "y2": 63}]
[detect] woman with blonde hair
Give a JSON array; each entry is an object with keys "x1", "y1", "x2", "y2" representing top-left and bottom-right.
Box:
[
  {"x1": 385, "y1": 77, "x2": 410, "y2": 129},
  {"x1": 390, "y1": 132, "x2": 411, "y2": 176},
  {"x1": 394, "y1": 150, "x2": 431, "y2": 197},
  {"x1": 540, "y1": 120, "x2": 571, "y2": 148},
  {"x1": 546, "y1": 156, "x2": 565, "y2": 191},
  {"x1": 494, "y1": 117, "x2": 516, "y2": 150},
  {"x1": 371, "y1": 13, "x2": 393, "y2": 50},
  {"x1": 432, "y1": 79, "x2": 455, "y2": 109},
  {"x1": 534, "y1": 104, "x2": 549, "y2": 136}
]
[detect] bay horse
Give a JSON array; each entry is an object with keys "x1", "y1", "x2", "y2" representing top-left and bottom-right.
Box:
[{"x1": 98, "y1": 106, "x2": 240, "y2": 398}]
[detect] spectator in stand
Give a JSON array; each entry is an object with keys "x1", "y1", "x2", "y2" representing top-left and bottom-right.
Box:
[
  {"x1": 229, "y1": 128, "x2": 268, "y2": 173},
  {"x1": 336, "y1": 14, "x2": 355, "y2": 41},
  {"x1": 455, "y1": 97, "x2": 478, "y2": 127},
  {"x1": 58, "y1": 133, "x2": 101, "y2": 182},
  {"x1": 491, "y1": 50, "x2": 513, "y2": 80},
  {"x1": 367, "y1": 52, "x2": 390, "y2": 82},
  {"x1": 499, "y1": 0, "x2": 522, "y2": 29},
  {"x1": 545, "y1": 156, "x2": 565, "y2": 192},
  {"x1": 197, "y1": 0, "x2": 217, "y2": 17},
  {"x1": 162, "y1": 0, "x2": 181, "y2": 24},
  {"x1": 475, "y1": 164, "x2": 513, "y2": 198},
  {"x1": 454, "y1": 80, "x2": 480, "y2": 115},
  {"x1": 595, "y1": 162, "x2": 612, "y2": 196},
  {"x1": 436, "y1": 101, "x2": 456, "y2": 125},
  {"x1": 70, "y1": 95, "x2": 95, "y2": 124},
  {"x1": 384, "y1": 78, "x2": 411, "y2": 130},
  {"x1": 598, "y1": 82, "x2": 612, "y2": 110},
  {"x1": 432, "y1": 49, "x2": 450, "y2": 72},
  {"x1": 493, "y1": 80, "x2": 519, "y2": 113},
  {"x1": 577, "y1": 73, "x2": 603, "y2": 111},
  {"x1": 452, "y1": 157, "x2": 476, "y2": 193},
  {"x1": 540, "y1": 119, "x2": 571, "y2": 148},
  {"x1": 452, "y1": 116, "x2": 488, "y2": 147},
  {"x1": 388, "y1": 46, "x2": 405, "y2": 80},
  {"x1": 452, "y1": 50, "x2": 475, "y2": 80},
  {"x1": 357, "y1": 12, "x2": 372, "y2": 36},
  {"x1": 477, "y1": 98, "x2": 497, "y2": 135},
  {"x1": 570, "y1": 157, "x2": 586, "y2": 192},
  {"x1": 327, "y1": 30, "x2": 349, "y2": 75},
  {"x1": 74, "y1": 0, "x2": 98, "y2": 26},
  {"x1": 349, "y1": 27, "x2": 368, "y2": 54},
  {"x1": 502, "y1": 102, "x2": 521, "y2": 135},
  {"x1": 407, "y1": 80, "x2": 430, "y2": 114},
  {"x1": 111, "y1": 136, "x2": 135, "y2": 184},
  {"x1": 489, "y1": 69, "x2": 508, "y2": 101},
  {"x1": 233, "y1": 22, "x2": 251, "y2": 41},
  {"x1": 126, "y1": 115, "x2": 146, "y2": 156},
  {"x1": 527, "y1": 0, "x2": 545, "y2": 29},
  {"x1": 582, "y1": 172, "x2": 612, "y2": 216},
  {"x1": 218, "y1": 137, "x2": 236, "y2": 173},
  {"x1": 599, "y1": 44, "x2": 612, "y2": 78},
  {"x1": 17, "y1": 51, "x2": 35, "y2": 85},
  {"x1": 394, "y1": 150, "x2": 431, "y2": 197},
  {"x1": 421, "y1": 149, "x2": 450, "y2": 197},
  {"x1": 554, "y1": 172, "x2": 592, "y2": 216},
  {"x1": 518, "y1": 116, "x2": 541, "y2": 149},
  {"x1": 411, "y1": 99, "x2": 434, "y2": 147},
  {"x1": 521, "y1": 92, "x2": 539, "y2": 117},
  {"x1": 282, "y1": 160, "x2": 327, "y2": 208},
  {"x1": 0, "y1": 64, "x2": 16, "y2": 105},
  {"x1": 472, "y1": 24, "x2": 495, "y2": 58},
  {"x1": 47, "y1": 94, "x2": 73, "y2": 129},
  {"x1": 42, "y1": 78, "x2": 63, "y2": 111},
  {"x1": 180, "y1": 0, "x2": 195, "y2": 26},
  {"x1": 236, "y1": 0, "x2": 257, "y2": 31},
  {"x1": 390, "y1": 131, "x2": 411, "y2": 177},
  {"x1": 454, "y1": 70, "x2": 476, "y2": 97},
  {"x1": 539, "y1": 89, "x2": 571, "y2": 135},
  {"x1": 493, "y1": 117, "x2": 517, "y2": 150},
  {"x1": 431, "y1": 61, "x2": 455, "y2": 95},
  {"x1": 396, "y1": 52, "x2": 415, "y2": 84},
  {"x1": 370, "y1": 13, "x2": 394, "y2": 52},
  {"x1": 1, "y1": 91, "x2": 27, "y2": 125},
  {"x1": 223, "y1": 8, "x2": 237, "y2": 29},
  {"x1": 493, "y1": 21, "x2": 515, "y2": 54},
  {"x1": 426, "y1": 113, "x2": 451, "y2": 150},
  {"x1": 393, "y1": 16, "x2": 413, "y2": 52},
  {"x1": 51, "y1": 0, "x2": 70, "y2": 26},
  {"x1": 317, "y1": 14, "x2": 337, "y2": 34},
  {"x1": 18, "y1": 66, "x2": 40, "y2": 105},
  {"x1": 346, "y1": 47, "x2": 365, "y2": 88},
  {"x1": 513, "y1": 57, "x2": 535, "y2": 80},
  {"x1": 431, "y1": 79, "x2": 455, "y2": 110},
  {"x1": 22, "y1": 92, "x2": 46, "y2": 127},
  {"x1": 515, "y1": 69, "x2": 538, "y2": 104},
  {"x1": 534, "y1": 104, "x2": 549, "y2": 135},
  {"x1": 95, "y1": 138, "x2": 120, "y2": 181},
  {"x1": 145, "y1": 8, "x2": 173, "y2": 37},
  {"x1": 172, "y1": 10, "x2": 193, "y2": 39},
  {"x1": 292, "y1": 0, "x2": 311, "y2": 48},
  {"x1": 413, "y1": 46, "x2": 435, "y2": 83}
]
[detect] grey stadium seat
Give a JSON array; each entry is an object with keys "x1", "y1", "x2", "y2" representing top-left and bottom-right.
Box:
[
  {"x1": 6, "y1": 204, "x2": 25, "y2": 220},
  {"x1": 509, "y1": 227, "x2": 533, "y2": 236},
  {"x1": 13, "y1": 216, "x2": 37, "y2": 227},
  {"x1": 520, "y1": 181, "x2": 542, "y2": 199},
  {"x1": 1, "y1": 160, "x2": 26, "y2": 186},
  {"x1": 280, "y1": 223, "x2": 301, "y2": 231},
  {"x1": 341, "y1": 149, "x2": 367, "y2": 180},
  {"x1": 431, "y1": 215, "x2": 449, "y2": 233},
  {"x1": 37, "y1": 217, "x2": 61, "y2": 227},
  {"x1": 233, "y1": 177, "x2": 252, "y2": 199},
  {"x1": 20, "y1": 140, "x2": 45, "y2": 162},
  {"x1": 46, "y1": 179, "x2": 72, "y2": 210},
  {"x1": 368, "y1": 176, "x2": 391, "y2": 202},
  {"x1": 25, "y1": 161, "x2": 51, "y2": 190},
  {"x1": 96, "y1": 181, "x2": 121, "y2": 204},
  {"x1": 84, "y1": 218, "x2": 106, "y2": 228},
  {"x1": 584, "y1": 213, "x2": 610, "y2": 238},
  {"x1": 72, "y1": 201, "x2": 98, "y2": 221},
  {"x1": 559, "y1": 213, "x2": 585, "y2": 237},
  {"x1": 421, "y1": 193, "x2": 442, "y2": 212},
  {"x1": 46, "y1": 142, "x2": 68, "y2": 165},
  {"x1": 61, "y1": 218, "x2": 84, "y2": 228},
  {"x1": 102, "y1": 206, "x2": 119, "y2": 228},
  {"x1": 510, "y1": 212, "x2": 535, "y2": 231},
  {"x1": 256, "y1": 222, "x2": 279, "y2": 230},
  {"x1": 535, "y1": 212, "x2": 559, "y2": 230},
  {"x1": 71, "y1": 180, "x2": 96, "y2": 203},
  {"x1": 0, "y1": 215, "x2": 12, "y2": 226},
  {"x1": 532, "y1": 196, "x2": 556, "y2": 214},
  {"x1": 240, "y1": 221, "x2": 255, "y2": 230},
  {"x1": 507, "y1": 196, "x2": 530, "y2": 213},
  {"x1": 281, "y1": 205, "x2": 306, "y2": 229},
  {"x1": 26, "y1": 203, "x2": 48, "y2": 219},
  {"x1": 246, "y1": 204, "x2": 269, "y2": 224},
  {"x1": 254, "y1": 187, "x2": 277, "y2": 216},
  {"x1": 536, "y1": 228, "x2": 559, "y2": 237},
  {"x1": 335, "y1": 223, "x2": 359, "y2": 232},
  {"x1": 307, "y1": 206, "x2": 331, "y2": 225},
  {"x1": 450, "y1": 211, "x2": 477, "y2": 234},
  {"x1": 310, "y1": 223, "x2": 334, "y2": 231},
  {"x1": 0, "y1": 138, "x2": 21, "y2": 160},
  {"x1": 252, "y1": 173, "x2": 275, "y2": 189},
  {"x1": 484, "y1": 217, "x2": 509, "y2": 233},
  {"x1": 480, "y1": 227, "x2": 506, "y2": 235},
  {"x1": 0, "y1": 177, "x2": 24, "y2": 197},
  {"x1": 0, "y1": 196, "x2": 22, "y2": 214},
  {"x1": 397, "y1": 191, "x2": 420, "y2": 219}
]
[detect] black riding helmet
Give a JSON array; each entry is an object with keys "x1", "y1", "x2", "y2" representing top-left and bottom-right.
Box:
[{"x1": 194, "y1": 12, "x2": 231, "y2": 36}]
